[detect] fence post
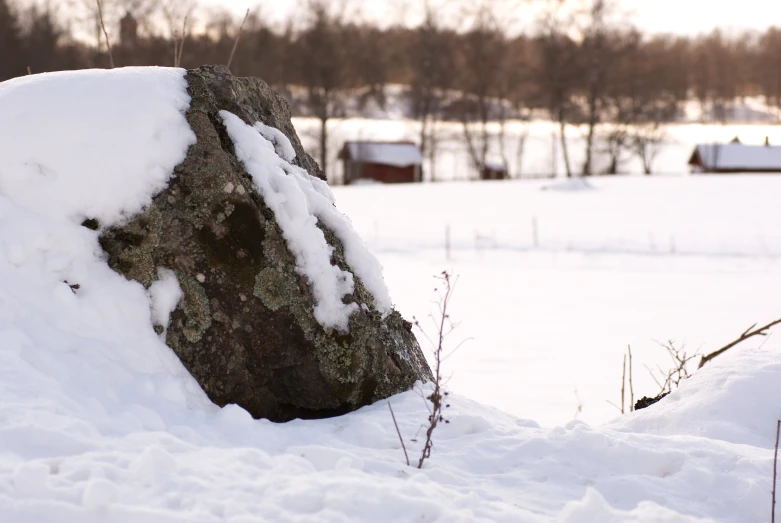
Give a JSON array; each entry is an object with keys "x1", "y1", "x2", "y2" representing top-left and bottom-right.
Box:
[{"x1": 445, "y1": 224, "x2": 451, "y2": 261}]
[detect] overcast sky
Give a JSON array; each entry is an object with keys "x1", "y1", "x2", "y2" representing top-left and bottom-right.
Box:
[{"x1": 199, "y1": 0, "x2": 781, "y2": 35}]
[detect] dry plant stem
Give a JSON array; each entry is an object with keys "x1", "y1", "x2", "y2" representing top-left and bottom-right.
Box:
[
  {"x1": 177, "y1": 16, "x2": 188, "y2": 68},
  {"x1": 774, "y1": 420, "x2": 780, "y2": 523},
  {"x1": 26, "y1": 66, "x2": 31, "y2": 75},
  {"x1": 417, "y1": 272, "x2": 452, "y2": 469},
  {"x1": 651, "y1": 341, "x2": 698, "y2": 395},
  {"x1": 96, "y1": 0, "x2": 114, "y2": 68},
  {"x1": 173, "y1": 31, "x2": 180, "y2": 67},
  {"x1": 387, "y1": 402, "x2": 409, "y2": 466},
  {"x1": 608, "y1": 345, "x2": 635, "y2": 414},
  {"x1": 627, "y1": 345, "x2": 634, "y2": 411},
  {"x1": 227, "y1": 9, "x2": 250, "y2": 69},
  {"x1": 699, "y1": 318, "x2": 781, "y2": 369},
  {"x1": 620, "y1": 353, "x2": 626, "y2": 414}
]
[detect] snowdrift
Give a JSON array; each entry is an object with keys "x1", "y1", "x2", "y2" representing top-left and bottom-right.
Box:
[{"x1": 0, "y1": 68, "x2": 777, "y2": 522}]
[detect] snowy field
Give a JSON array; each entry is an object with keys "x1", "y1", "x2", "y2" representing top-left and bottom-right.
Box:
[
  {"x1": 331, "y1": 175, "x2": 781, "y2": 427},
  {"x1": 0, "y1": 67, "x2": 780, "y2": 522}
]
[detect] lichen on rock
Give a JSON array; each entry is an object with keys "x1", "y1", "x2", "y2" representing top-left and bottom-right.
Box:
[{"x1": 98, "y1": 65, "x2": 431, "y2": 422}]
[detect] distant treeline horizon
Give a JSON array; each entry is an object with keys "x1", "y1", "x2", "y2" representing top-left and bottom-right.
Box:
[{"x1": 3, "y1": 0, "x2": 781, "y2": 178}]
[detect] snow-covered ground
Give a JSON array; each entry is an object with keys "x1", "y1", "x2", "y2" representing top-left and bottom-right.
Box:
[
  {"x1": 0, "y1": 67, "x2": 779, "y2": 522},
  {"x1": 331, "y1": 175, "x2": 781, "y2": 428}
]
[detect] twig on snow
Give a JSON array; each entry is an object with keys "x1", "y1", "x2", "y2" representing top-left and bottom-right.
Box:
[
  {"x1": 387, "y1": 402, "x2": 409, "y2": 467},
  {"x1": 699, "y1": 319, "x2": 781, "y2": 369}
]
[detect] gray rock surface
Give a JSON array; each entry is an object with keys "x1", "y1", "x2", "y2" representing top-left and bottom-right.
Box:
[{"x1": 98, "y1": 65, "x2": 432, "y2": 422}]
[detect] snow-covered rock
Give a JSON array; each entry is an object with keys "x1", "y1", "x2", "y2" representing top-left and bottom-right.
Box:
[{"x1": 87, "y1": 65, "x2": 431, "y2": 421}]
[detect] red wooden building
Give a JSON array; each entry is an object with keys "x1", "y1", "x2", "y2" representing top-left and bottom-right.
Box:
[
  {"x1": 338, "y1": 141, "x2": 423, "y2": 184},
  {"x1": 480, "y1": 161, "x2": 509, "y2": 180}
]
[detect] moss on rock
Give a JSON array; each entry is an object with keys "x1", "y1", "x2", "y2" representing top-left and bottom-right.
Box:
[{"x1": 97, "y1": 65, "x2": 431, "y2": 422}]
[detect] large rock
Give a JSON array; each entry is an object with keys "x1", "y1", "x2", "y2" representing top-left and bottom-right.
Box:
[{"x1": 99, "y1": 65, "x2": 432, "y2": 422}]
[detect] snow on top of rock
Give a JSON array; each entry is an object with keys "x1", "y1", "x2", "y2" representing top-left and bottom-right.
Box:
[
  {"x1": 0, "y1": 67, "x2": 195, "y2": 226},
  {"x1": 221, "y1": 110, "x2": 392, "y2": 331},
  {"x1": 147, "y1": 268, "x2": 183, "y2": 337},
  {"x1": 0, "y1": 68, "x2": 210, "y2": 434},
  {"x1": 254, "y1": 121, "x2": 297, "y2": 163}
]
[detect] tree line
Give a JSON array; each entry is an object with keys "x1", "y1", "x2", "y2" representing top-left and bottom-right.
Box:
[{"x1": 3, "y1": 0, "x2": 781, "y2": 179}]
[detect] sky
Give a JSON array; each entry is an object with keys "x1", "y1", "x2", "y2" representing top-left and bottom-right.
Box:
[{"x1": 200, "y1": 0, "x2": 781, "y2": 36}]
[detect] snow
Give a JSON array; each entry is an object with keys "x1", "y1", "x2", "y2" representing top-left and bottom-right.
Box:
[
  {"x1": 692, "y1": 143, "x2": 781, "y2": 171},
  {"x1": 221, "y1": 110, "x2": 392, "y2": 330},
  {"x1": 557, "y1": 489, "x2": 710, "y2": 522},
  {"x1": 254, "y1": 121, "x2": 296, "y2": 163},
  {"x1": 612, "y1": 347, "x2": 781, "y2": 448},
  {"x1": 1, "y1": 67, "x2": 780, "y2": 522},
  {"x1": 331, "y1": 176, "x2": 781, "y2": 427},
  {"x1": 147, "y1": 269, "x2": 183, "y2": 335},
  {"x1": 542, "y1": 177, "x2": 596, "y2": 191},
  {"x1": 344, "y1": 141, "x2": 423, "y2": 168},
  {"x1": 0, "y1": 67, "x2": 195, "y2": 225}
]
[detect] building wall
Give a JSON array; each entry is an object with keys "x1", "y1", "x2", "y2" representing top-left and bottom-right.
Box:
[
  {"x1": 344, "y1": 161, "x2": 418, "y2": 184},
  {"x1": 481, "y1": 168, "x2": 508, "y2": 180}
]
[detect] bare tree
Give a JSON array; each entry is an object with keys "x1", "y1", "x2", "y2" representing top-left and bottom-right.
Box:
[
  {"x1": 536, "y1": 1, "x2": 578, "y2": 177},
  {"x1": 0, "y1": 0, "x2": 25, "y2": 81},
  {"x1": 296, "y1": 1, "x2": 350, "y2": 183},
  {"x1": 580, "y1": 0, "x2": 605, "y2": 175},
  {"x1": 599, "y1": 124, "x2": 630, "y2": 174},
  {"x1": 456, "y1": 5, "x2": 507, "y2": 178},
  {"x1": 602, "y1": 28, "x2": 674, "y2": 175},
  {"x1": 504, "y1": 35, "x2": 535, "y2": 178},
  {"x1": 410, "y1": 1, "x2": 453, "y2": 181},
  {"x1": 630, "y1": 121, "x2": 665, "y2": 175}
]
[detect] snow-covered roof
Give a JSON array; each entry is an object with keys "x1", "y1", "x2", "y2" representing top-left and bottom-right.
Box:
[
  {"x1": 690, "y1": 143, "x2": 781, "y2": 171},
  {"x1": 483, "y1": 160, "x2": 507, "y2": 171},
  {"x1": 343, "y1": 141, "x2": 423, "y2": 167}
]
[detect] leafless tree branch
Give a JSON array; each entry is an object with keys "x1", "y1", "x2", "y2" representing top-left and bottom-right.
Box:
[{"x1": 699, "y1": 318, "x2": 781, "y2": 369}]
